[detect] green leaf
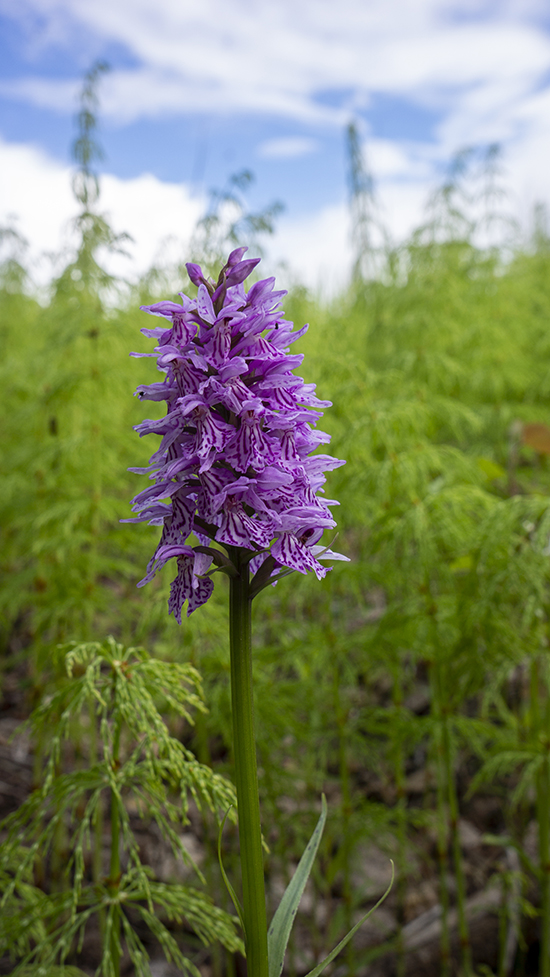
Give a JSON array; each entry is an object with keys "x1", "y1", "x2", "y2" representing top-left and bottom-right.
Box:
[
  {"x1": 15, "y1": 968, "x2": 89, "y2": 976},
  {"x1": 477, "y1": 457, "x2": 506, "y2": 481},
  {"x1": 217, "y1": 808, "x2": 246, "y2": 942},
  {"x1": 302, "y1": 861, "x2": 394, "y2": 977},
  {"x1": 268, "y1": 795, "x2": 327, "y2": 977},
  {"x1": 448, "y1": 553, "x2": 473, "y2": 572}
]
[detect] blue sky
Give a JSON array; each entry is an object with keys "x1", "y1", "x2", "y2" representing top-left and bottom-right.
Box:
[{"x1": 1, "y1": 0, "x2": 550, "y2": 290}]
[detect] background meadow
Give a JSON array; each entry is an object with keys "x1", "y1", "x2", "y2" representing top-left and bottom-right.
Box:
[{"x1": 3, "y1": 79, "x2": 550, "y2": 977}]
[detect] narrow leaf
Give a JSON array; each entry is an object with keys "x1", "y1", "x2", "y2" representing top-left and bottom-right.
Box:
[
  {"x1": 303, "y1": 861, "x2": 394, "y2": 977},
  {"x1": 268, "y1": 795, "x2": 327, "y2": 977},
  {"x1": 217, "y1": 808, "x2": 246, "y2": 943}
]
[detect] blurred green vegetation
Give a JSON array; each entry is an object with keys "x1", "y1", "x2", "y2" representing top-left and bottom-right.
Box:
[{"x1": 4, "y1": 111, "x2": 550, "y2": 973}]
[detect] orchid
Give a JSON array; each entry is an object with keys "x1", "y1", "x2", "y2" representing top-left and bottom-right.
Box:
[
  {"x1": 126, "y1": 251, "x2": 359, "y2": 977},
  {"x1": 126, "y1": 247, "x2": 346, "y2": 622}
]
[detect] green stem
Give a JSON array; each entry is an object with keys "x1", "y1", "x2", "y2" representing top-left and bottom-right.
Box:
[
  {"x1": 229, "y1": 548, "x2": 269, "y2": 977},
  {"x1": 332, "y1": 643, "x2": 354, "y2": 977},
  {"x1": 108, "y1": 711, "x2": 122, "y2": 977},
  {"x1": 392, "y1": 680, "x2": 407, "y2": 977},
  {"x1": 429, "y1": 662, "x2": 451, "y2": 977},
  {"x1": 497, "y1": 869, "x2": 507, "y2": 977},
  {"x1": 441, "y1": 706, "x2": 472, "y2": 977},
  {"x1": 89, "y1": 694, "x2": 105, "y2": 937},
  {"x1": 535, "y1": 656, "x2": 550, "y2": 977}
]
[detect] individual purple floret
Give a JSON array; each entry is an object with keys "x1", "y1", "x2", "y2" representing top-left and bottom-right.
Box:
[{"x1": 125, "y1": 249, "x2": 347, "y2": 621}]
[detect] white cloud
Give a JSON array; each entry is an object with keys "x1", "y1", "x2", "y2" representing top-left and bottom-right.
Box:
[
  {"x1": 99, "y1": 172, "x2": 204, "y2": 275},
  {"x1": 366, "y1": 139, "x2": 436, "y2": 180},
  {"x1": 0, "y1": 135, "x2": 405, "y2": 298},
  {"x1": 264, "y1": 177, "x2": 441, "y2": 296},
  {"x1": 0, "y1": 77, "x2": 80, "y2": 112},
  {"x1": 376, "y1": 179, "x2": 435, "y2": 242},
  {"x1": 3, "y1": 0, "x2": 550, "y2": 133},
  {"x1": 0, "y1": 138, "x2": 204, "y2": 284},
  {"x1": 265, "y1": 202, "x2": 352, "y2": 298},
  {"x1": 0, "y1": 139, "x2": 74, "y2": 262},
  {"x1": 1, "y1": 124, "x2": 549, "y2": 302},
  {"x1": 0, "y1": 135, "x2": 352, "y2": 295},
  {"x1": 257, "y1": 137, "x2": 319, "y2": 160},
  {"x1": 4, "y1": 0, "x2": 550, "y2": 293}
]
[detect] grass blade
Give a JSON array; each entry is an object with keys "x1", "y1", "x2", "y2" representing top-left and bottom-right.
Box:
[
  {"x1": 218, "y1": 808, "x2": 246, "y2": 943},
  {"x1": 304, "y1": 861, "x2": 394, "y2": 977},
  {"x1": 268, "y1": 795, "x2": 327, "y2": 977}
]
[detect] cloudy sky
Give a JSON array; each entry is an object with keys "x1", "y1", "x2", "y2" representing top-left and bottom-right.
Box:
[{"x1": 1, "y1": 0, "x2": 550, "y2": 291}]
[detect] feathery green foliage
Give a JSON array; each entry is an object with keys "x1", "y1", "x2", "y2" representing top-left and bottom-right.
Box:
[
  {"x1": 0, "y1": 637, "x2": 242, "y2": 975},
  {"x1": 4, "y1": 119, "x2": 550, "y2": 974}
]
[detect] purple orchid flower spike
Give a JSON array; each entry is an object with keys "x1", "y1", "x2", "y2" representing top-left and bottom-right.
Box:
[
  {"x1": 126, "y1": 251, "x2": 358, "y2": 977},
  {"x1": 125, "y1": 248, "x2": 347, "y2": 620}
]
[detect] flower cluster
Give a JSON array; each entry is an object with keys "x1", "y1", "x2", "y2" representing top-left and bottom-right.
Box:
[{"x1": 126, "y1": 249, "x2": 346, "y2": 621}]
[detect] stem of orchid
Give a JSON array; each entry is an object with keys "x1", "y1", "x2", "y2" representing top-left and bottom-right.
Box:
[{"x1": 229, "y1": 547, "x2": 269, "y2": 977}]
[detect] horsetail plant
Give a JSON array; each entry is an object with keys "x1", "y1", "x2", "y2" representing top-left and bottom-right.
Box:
[
  {"x1": 126, "y1": 249, "x2": 392, "y2": 976},
  {"x1": 0, "y1": 637, "x2": 242, "y2": 976}
]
